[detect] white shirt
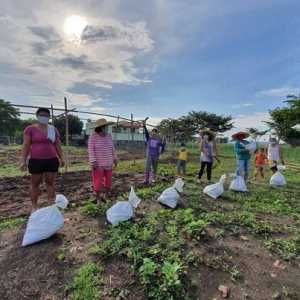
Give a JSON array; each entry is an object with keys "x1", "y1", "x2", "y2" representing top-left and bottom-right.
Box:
[{"x1": 268, "y1": 144, "x2": 280, "y2": 162}]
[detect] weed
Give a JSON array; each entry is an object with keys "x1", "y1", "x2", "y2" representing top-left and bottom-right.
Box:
[
  {"x1": 80, "y1": 200, "x2": 101, "y2": 217},
  {"x1": 0, "y1": 217, "x2": 26, "y2": 231},
  {"x1": 68, "y1": 262, "x2": 103, "y2": 300}
]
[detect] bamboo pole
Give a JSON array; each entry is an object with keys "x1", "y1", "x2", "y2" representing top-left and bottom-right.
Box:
[{"x1": 64, "y1": 97, "x2": 69, "y2": 172}]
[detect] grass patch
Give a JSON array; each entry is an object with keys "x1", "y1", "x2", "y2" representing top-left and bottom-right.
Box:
[
  {"x1": 0, "y1": 217, "x2": 26, "y2": 231},
  {"x1": 68, "y1": 262, "x2": 103, "y2": 300}
]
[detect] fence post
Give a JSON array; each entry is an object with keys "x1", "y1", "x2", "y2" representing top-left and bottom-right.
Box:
[
  {"x1": 51, "y1": 104, "x2": 54, "y2": 124},
  {"x1": 131, "y1": 113, "x2": 136, "y2": 165},
  {"x1": 64, "y1": 97, "x2": 69, "y2": 172}
]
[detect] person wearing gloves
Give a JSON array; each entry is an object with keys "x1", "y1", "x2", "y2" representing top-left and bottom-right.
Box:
[
  {"x1": 20, "y1": 107, "x2": 64, "y2": 212},
  {"x1": 232, "y1": 131, "x2": 251, "y2": 181},
  {"x1": 198, "y1": 130, "x2": 218, "y2": 183},
  {"x1": 268, "y1": 137, "x2": 285, "y2": 166},
  {"x1": 88, "y1": 119, "x2": 118, "y2": 203},
  {"x1": 143, "y1": 119, "x2": 165, "y2": 184}
]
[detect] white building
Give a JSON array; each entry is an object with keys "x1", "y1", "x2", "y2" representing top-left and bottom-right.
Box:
[{"x1": 85, "y1": 120, "x2": 146, "y2": 142}]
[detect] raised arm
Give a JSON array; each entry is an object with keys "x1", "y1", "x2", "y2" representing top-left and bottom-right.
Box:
[{"x1": 143, "y1": 124, "x2": 150, "y2": 141}]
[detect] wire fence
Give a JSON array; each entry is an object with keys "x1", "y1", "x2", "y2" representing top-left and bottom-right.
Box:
[{"x1": 8, "y1": 97, "x2": 158, "y2": 172}]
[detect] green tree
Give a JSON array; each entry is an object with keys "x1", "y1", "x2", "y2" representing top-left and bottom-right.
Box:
[
  {"x1": 246, "y1": 127, "x2": 269, "y2": 141},
  {"x1": 186, "y1": 111, "x2": 233, "y2": 133},
  {"x1": 158, "y1": 111, "x2": 233, "y2": 142},
  {"x1": 0, "y1": 99, "x2": 20, "y2": 136},
  {"x1": 54, "y1": 114, "x2": 83, "y2": 140},
  {"x1": 266, "y1": 98, "x2": 300, "y2": 146}
]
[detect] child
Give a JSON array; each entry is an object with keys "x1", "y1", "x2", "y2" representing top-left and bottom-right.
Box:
[
  {"x1": 254, "y1": 148, "x2": 267, "y2": 180},
  {"x1": 143, "y1": 120, "x2": 165, "y2": 184},
  {"x1": 88, "y1": 118, "x2": 118, "y2": 203},
  {"x1": 177, "y1": 142, "x2": 188, "y2": 177}
]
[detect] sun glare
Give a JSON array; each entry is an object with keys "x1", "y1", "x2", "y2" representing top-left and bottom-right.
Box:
[{"x1": 63, "y1": 15, "x2": 87, "y2": 42}]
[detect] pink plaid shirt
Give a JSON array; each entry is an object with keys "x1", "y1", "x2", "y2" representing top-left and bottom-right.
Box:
[{"x1": 88, "y1": 133, "x2": 117, "y2": 169}]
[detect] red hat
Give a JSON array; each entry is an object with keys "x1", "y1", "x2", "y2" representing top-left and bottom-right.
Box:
[{"x1": 232, "y1": 131, "x2": 249, "y2": 140}]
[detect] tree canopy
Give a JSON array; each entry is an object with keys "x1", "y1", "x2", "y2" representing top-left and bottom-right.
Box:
[
  {"x1": 157, "y1": 111, "x2": 233, "y2": 142},
  {"x1": 266, "y1": 98, "x2": 300, "y2": 146},
  {"x1": 0, "y1": 99, "x2": 20, "y2": 136},
  {"x1": 54, "y1": 114, "x2": 83, "y2": 139}
]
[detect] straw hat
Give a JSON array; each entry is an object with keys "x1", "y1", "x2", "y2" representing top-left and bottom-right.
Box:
[
  {"x1": 93, "y1": 118, "x2": 113, "y2": 128},
  {"x1": 232, "y1": 131, "x2": 250, "y2": 140}
]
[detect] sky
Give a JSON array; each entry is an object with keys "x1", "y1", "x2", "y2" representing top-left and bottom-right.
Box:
[{"x1": 1, "y1": 0, "x2": 300, "y2": 135}]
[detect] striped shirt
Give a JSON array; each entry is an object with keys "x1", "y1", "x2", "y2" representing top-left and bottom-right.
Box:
[{"x1": 88, "y1": 133, "x2": 117, "y2": 168}]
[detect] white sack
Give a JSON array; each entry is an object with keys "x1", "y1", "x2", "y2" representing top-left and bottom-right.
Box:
[
  {"x1": 203, "y1": 174, "x2": 227, "y2": 199},
  {"x1": 270, "y1": 171, "x2": 286, "y2": 187},
  {"x1": 128, "y1": 186, "x2": 141, "y2": 208},
  {"x1": 158, "y1": 178, "x2": 184, "y2": 209},
  {"x1": 277, "y1": 165, "x2": 286, "y2": 171},
  {"x1": 106, "y1": 187, "x2": 141, "y2": 225},
  {"x1": 22, "y1": 194, "x2": 69, "y2": 247},
  {"x1": 229, "y1": 176, "x2": 248, "y2": 192},
  {"x1": 106, "y1": 201, "x2": 134, "y2": 225}
]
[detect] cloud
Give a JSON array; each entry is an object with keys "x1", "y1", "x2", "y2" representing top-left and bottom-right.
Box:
[
  {"x1": 231, "y1": 103, "x2": 254, "y2": 109},
  {"x1": 68, "y1": 81, "x2": 112, "y2": 98},
  {"x1": 81, "y1": 21, "x2": 154, "y2": 52},
  {"x1": 28, "y1": 25, "x2": 60, "y2": 40},
  {"x1": 257, "y1": 87, "x2": 300, "y2": 98},
  {"x1": 0, "y1": 2, "x2": 155, "y2": 110}
]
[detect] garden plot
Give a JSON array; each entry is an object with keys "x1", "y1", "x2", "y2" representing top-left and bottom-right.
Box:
[{"x1": 0, "y1": 145, "x2": 300, "y2": 299}]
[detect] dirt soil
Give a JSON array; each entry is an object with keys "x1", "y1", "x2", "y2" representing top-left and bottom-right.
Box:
[
  {"x1": 0, "y1": 171, "x2": 164, "y2": 300},
  {"x1": 1, "y1": 170, "x2": 300, "y2": 299},
  {"x1": 0, "y1": 171, "x2": 163, "y2": 219}
]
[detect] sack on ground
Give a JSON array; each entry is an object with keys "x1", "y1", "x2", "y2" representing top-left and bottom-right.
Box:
[
  {"x1": 128, "y1": 186, "x2": 141, "y2": 208},
  {"x1": 270, "y1": 171, "x2": 286, "y2": 187},
  {"x1": 22, "y1": 194, "x2": 68, "y2": 247},
  {"x1": 229, "y1": 176, "x2": 247, "y2": 192},
  {"x1": 277, "y1": 165, "x2": 286, "y2": 172},
  {"x1": 158, "y1": 178, "x2": 184, "y2": 209},
  {"x1": 203, "y1": 174, "x2": 227, "y2": 199},
  {"x1": 106, "y1": 187, "x2": 141, "y2": 225}
]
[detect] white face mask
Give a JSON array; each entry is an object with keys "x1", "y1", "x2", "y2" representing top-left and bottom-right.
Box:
[
  {"x1": 203, "y1": 135, "x2": 209, "y2": 141},
  {"x1": 37, "y1": 115, "x2": 49, "y2": 124}
]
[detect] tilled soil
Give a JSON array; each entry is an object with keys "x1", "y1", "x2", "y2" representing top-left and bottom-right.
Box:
[{"x1": 0, "y1": 171, "x2": 159, "y2": 219}]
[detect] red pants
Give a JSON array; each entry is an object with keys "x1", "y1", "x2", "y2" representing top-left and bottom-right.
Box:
[{"x1": 92, "y1": 169, "x2": 113, "y2": 192}]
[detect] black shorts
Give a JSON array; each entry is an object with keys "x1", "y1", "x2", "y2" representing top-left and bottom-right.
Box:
[{"x1": 28, "y1": 158, "x2": 59, "y2": 174}]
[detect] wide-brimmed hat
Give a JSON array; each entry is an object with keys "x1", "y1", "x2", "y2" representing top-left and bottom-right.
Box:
[
  {"x1": 92, "y1": 118, "x2": 114, "y2": 128},
  {"x1": 232, "y1": 131, "x2": 249, "y2": 140}
]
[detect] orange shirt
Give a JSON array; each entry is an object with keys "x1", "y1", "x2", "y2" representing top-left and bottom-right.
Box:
[{"x1": 255, "y1": 153, "x2": 267, "y2": 166}]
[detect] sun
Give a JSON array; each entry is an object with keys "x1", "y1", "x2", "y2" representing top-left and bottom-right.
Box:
[{"x1": 63, "y1": 15, "x2": 87, "y2": 41}]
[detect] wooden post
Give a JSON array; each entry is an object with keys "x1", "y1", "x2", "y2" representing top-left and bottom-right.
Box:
[
  {"x1": 50, "y1": 104, "x2": 54, "y2": 124},
  {"x1": 64, "y1": 97, "x2": 69, "y2": 172},
  {"x1": 131, "y1": 113, "x2": 135, "y2": 165}
]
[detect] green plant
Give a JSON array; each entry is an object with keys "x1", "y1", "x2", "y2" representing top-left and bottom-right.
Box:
[
  {"x1": 139, "y1": 258, "x2": 158, "y2": 285},
  {"x1": 0, "y1": 217, "x2": 26, "y2": 231},
  {"x1": 80, "y1": 201, "x2": 101, "y2": 217},
  {"x1": 69, "y1": 262, "x2": 103, "y2": 300},
  {"x1": 265, "y1": 235, "x2": 300, "y2": 261}
]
